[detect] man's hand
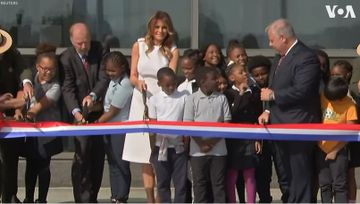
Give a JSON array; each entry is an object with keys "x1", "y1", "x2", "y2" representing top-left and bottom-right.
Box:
[
  {"x1": 258, "y1": 111, "x2": 270, "y2": 125},
  {"x1": 23, "y1": 82, "x2": 33, "y2": 98},
  {"x1": 82, "y1": 95, "x2": 94, "y2": 108},
  {"x1": 357, "y1": 80, "x2": 360, "y2": 93},
  {"x1": 4, "y1": 98, "x2": 25, "y2": 109},
  {"x1": 0, "y1": 93, "x2": 13, "y2": 102},
  {"x1": 261, "y1": 88, "x2": 274, "y2": 101},
  {"x1": 74, "y1": 111, "x2": 85, "y2": 123}
]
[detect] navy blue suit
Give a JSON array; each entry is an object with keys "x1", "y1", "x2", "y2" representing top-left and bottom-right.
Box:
[{"x1": 268, "y1": 41, "x2": 321, "y2": 203}]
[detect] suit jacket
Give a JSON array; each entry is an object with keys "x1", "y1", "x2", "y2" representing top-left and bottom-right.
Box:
[
  {"x1": 60, "y1": 41, "x2": 109, "y2": 119},
  {"x1": 268, "y1": 41, "x2": 321, "y2": 124}
]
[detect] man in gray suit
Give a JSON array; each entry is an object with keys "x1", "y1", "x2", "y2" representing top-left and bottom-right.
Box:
[{"x1": 59, "y1": 23, "x2": 109, "y2": 203}]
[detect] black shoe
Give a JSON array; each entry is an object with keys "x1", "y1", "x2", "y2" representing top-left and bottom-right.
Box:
[
  {"x1": 34, "y1": 199, "x2": 46, "y2": 203},
  {"x1": 23, "y1": 198, "x2": 34, "y2": 203}
]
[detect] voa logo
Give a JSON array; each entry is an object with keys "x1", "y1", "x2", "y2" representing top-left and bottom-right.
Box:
[{"x1": 325, "y1": 5, "x2": 356, "y2": 18}]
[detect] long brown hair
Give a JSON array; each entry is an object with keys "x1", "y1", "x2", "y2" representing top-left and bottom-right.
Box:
[{"x1": 144, "y1": 11, "x2": 176, "y2": 60}]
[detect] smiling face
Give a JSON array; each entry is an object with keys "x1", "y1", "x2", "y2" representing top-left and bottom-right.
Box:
[
  {"x1": 36, "y1": 56, "x2": 57, "y2": 82},
  {"x1": 105, "y1": 61, "x2": 124, "y2": 80},
  {"x1": 203, "y1": 44, "x2": 221, "y2": 67},
  {"x1": 152, "y1": 19, "x2": 168, "y2": 45},
  {"x1": 228, "y1": 47, "x2": 248, "y2": 66}
]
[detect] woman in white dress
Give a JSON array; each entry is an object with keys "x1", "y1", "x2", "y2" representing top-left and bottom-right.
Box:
[{"x1": 123, "y1": 10, "x2": 179, "y2": 202}]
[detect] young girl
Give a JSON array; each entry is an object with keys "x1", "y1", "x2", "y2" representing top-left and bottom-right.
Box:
[
  {"x1": 218, "y1": 70, "x2": 229, "y2": 93},
  {"x1": 224, "y1": 63, "x2": 262, "y2": 203},
  {"x1": 97, "y1": 51, "x2": 133, "y2": 203},
  {"x1": 329, "y1": 60, "x2": 359, "y2": 203},
  {"x1": 16, "y1": 43, "x2": 63, "y2": 203},
  {"x1": 226, "y1": 39, "x2": 248, "y2": 66},
  {"x1": 201, "y1": 43, "x2": 226, "y2": 70}
]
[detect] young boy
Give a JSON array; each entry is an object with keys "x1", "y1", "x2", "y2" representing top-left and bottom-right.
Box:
[
  {"x1": 184, "y1": 66, "x2": 231, "y2": 203},
  {"x1": 329, "y1": 60, "x2": 359, "y2": 202},
  {"x1": 317, "y1": 76, "x2": 357, "y2": 203},
  {"x1": 148, "y1": 67, "x2": 188, "y2": 203}
]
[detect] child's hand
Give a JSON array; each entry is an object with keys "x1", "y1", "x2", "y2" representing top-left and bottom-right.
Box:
[
  {"x1": 325, "y1": 151, "x2": 338, "y2": 161},
  {"x1": 255, "y1": 141, "x2": 262, "y2": 154},
  {"x1": 238, "y1": 82, "x2": 248, "y2": 96},
  {"x1": 200, "y1": 143, "x2": 213, "y2": 153},
  {"x1": 14, "y1": 109, "x2": 24, "y2": 121}
]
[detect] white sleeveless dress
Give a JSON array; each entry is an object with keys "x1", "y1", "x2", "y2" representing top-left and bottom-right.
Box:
[{"x1": 122, "y1": 38, "x2": 176, "y2": 163}]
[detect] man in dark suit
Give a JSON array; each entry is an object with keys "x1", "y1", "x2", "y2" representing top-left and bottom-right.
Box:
[
  {"x1": 258, "y1": 19, "x2": 321, "y2": 203},
  {"x1": 0, "y1": 28, "x2": 32, "y2": 203},
  {"x1": 59, "y1": 23, "x2": 109, "y2": 203}
]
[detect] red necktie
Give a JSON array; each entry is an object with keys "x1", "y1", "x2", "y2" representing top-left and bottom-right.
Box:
[
  {"x1": 82, "y1": 55, "x2": 89, "y2": 71},
  {"x1": 275, "y1": 55, "x2": 285, "y2": 75}
]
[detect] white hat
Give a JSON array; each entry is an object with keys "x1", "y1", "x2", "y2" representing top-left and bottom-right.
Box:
[{"x1": 0, "y1": 29, "x2": 13, "y2": 54}]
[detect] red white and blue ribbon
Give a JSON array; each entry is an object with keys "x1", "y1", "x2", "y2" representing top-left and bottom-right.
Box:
[{"x1": 0, "y1": 120, "x2": 359, "y2": 141}]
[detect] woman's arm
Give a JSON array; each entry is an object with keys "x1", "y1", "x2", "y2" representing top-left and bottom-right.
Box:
[
  {"x1": 130, "y1": 42, "x2": 147, "y2": 91},
  {"x1": 168, "y1": 48, "x2": 179, "y2": 72}
]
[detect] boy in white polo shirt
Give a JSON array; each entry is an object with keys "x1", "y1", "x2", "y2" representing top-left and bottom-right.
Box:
[{"x1": 148, "y1": 67, "x2": 188, "y2": 203}]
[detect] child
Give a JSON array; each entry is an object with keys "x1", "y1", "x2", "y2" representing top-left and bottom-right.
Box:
[
  {"x1": 226, "y1": 39, "x2": 248, "y2": 66},
  {"x1": 224, "y1": 63, "x2": 262, "y2": 203},
  {"x1": 184, "y1": 66, "x2": 231, "y2": 203},
  {"x1": 148, "y1": 67, "x2": 188, "y2": 203},
  {"x1": 15, "y1": 44, "x2": 63, "y2": 203},
  {"x1": 177, "y1": 49, "x2": 201, "y2": 95},
  {"x1": 247, "y1": 55, "x2": 275, "y2": 203},
  {"x1": 96, "y1": 51, "x2": 133, "y2": 203},
  {"x1": 329, "y1": 60, "x2": 359, "y2": 203},
  {"x1": 201, "y1": 43, "x2": 226, "y2": 70},
  {"x1": 317, "y1": 76, "x2": 357, "y2": 203},
  {"x1": 248, "y1": 55, "x2": 271, "y2": 88},
  {"x1": 217, "y1": 70, "x2": 229, "y2": 93}
]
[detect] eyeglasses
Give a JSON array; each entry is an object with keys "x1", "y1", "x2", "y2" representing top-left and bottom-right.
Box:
[{"x1": 38, "y1": 65, "x2": 56, "y2": 73}]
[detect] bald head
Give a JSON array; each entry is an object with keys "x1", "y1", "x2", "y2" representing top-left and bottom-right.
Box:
[{"x1": 69, "y1": 23, "x2": 91, "y2": 55}]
